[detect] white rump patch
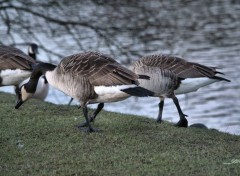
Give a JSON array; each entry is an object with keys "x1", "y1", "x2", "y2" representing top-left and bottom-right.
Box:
[
  {"x1": 94, "y1": 85, "x2": 137, "y2": 95},
  {"x1": 175, "y1": 77, "x2": 219, "y2": 95},
  {"x1": 93, "y1": 84, "x2": 137, "y2": 103},
  {"x1": 0, "y1": 69, "x2": 31, "y2": 86}
]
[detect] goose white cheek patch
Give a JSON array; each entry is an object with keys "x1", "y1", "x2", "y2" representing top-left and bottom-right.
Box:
[
  {"x1": 19, "y1": 77, "x2": 49, "y2": 100},
  {"x1": 21, "y1": 87, "x2": 33, "y2": 102}
]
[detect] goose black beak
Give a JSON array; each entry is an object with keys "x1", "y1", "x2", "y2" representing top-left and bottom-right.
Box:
[{"x1": 15, "y1": 99, "x2": 23, "y2": 109}]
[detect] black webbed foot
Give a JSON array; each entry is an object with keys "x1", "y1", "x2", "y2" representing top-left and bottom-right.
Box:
[
  {"x1": 175, "y1": 117, "x2": 188, "y2": 127},
  {"x1": 77, "y1": 116, "x2": 95, "y2": 128}
]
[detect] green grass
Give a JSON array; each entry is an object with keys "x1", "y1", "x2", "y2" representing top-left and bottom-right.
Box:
[{"x1": 0, "y1": 92, "x2": 240, "y2": 176}]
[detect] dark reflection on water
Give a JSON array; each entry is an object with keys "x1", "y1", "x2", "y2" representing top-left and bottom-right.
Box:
[{"x1": 1, "y1": 0, "x2": 240, "y2": 134}]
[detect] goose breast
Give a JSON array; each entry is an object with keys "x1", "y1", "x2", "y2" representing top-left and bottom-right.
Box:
[{"x1": 133, "y1": 64, "x2": 179, "y2": 97}]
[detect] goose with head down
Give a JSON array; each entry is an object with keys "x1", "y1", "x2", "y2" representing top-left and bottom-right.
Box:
[
  {"x1": 132, "y1": 54, "x2": 230, "y2": 127},
  {"x1": 15, "y1": 51, "x2": 153, "y2": 132},
  {"x1": 0, "y1": 45, "x2": 50, "y2": 103}
]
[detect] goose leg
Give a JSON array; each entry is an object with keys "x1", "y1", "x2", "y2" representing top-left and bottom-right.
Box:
[
  {"x1": 172, "y1": 95, "x2": 188, "y2": 127},
  {"x1": 156, "y1": 97, "x2": 164, "y2": 123},
  {"x1": 78, "y1": 103, "x2": 104, "y2": 127},
  {"x1": 68, "y1": 98, "x2": 74, "y2": 106},
  {"x1": 78, "y1": 105, "x2": 98, "y2": 132},
  {"x1": 89, "y1": 103, "x2": 104, "y2": 122}
]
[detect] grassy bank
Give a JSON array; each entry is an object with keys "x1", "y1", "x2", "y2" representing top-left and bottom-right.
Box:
[{"x1": 0, "y1": 92, "x2": 239, "y2": 175}]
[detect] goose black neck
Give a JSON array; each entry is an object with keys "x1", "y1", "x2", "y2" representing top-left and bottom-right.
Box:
[
  {"x1": 28, "y1": 52, "x2": 36, "y2": 60},
  {"x1": 25, "y1": 63, "x2": 56, "y2": 93}
]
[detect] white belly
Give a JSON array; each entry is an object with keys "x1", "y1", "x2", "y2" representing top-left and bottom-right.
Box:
[
  {"x1": 0, "y1": 69, "x2": 31, "y2": 86},
  {"x1": 175, "y1": 77, "x2": 219, "y2": 95},
  {"x1": 91, "y1": 85, "x2": 135, "y2": 103}
]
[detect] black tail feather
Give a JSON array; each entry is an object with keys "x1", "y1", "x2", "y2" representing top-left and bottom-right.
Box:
[
  {"x1": 121, "y1": 87, "x2": 154, "y2": 97},
  {"x1": 212, "y1": 76, "x2": 231, "y2": 82},
  {"x1": 215, "y1": 71, "x2": 225, "y2": 75}
]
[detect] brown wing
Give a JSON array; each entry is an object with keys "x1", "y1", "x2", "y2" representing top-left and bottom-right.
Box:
[
  {"x1": 0, "y1": 45, "x2": 36, "y2": 70},
  {"x1": 135, "y1": 54, "x2": 219, "y2": 79},
  {"x1": 58, "y1": 51, "x2": 139, "y2": 86}
]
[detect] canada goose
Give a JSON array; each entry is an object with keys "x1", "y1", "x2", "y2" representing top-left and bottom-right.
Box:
[
  {"x1": 15, "y1": 51, "x2": 153, "y2": 132},
  {"x1": 132, "y1": 54, "x2": 230, "y2": 127},
  {"x1": 0, "y1": 45, "x2": 49, "y2": 102}
]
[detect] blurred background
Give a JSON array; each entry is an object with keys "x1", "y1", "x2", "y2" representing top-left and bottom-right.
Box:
[{"x1": 0, "y1": 0, "x2": 239, "y2": 134}]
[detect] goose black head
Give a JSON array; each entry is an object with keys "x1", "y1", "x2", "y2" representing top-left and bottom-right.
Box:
[
  {"x1": 28, "y1": 43, "x2": 39, "y2": 59},
  {"x1": 15, "y1": 85, "x2": 33, "y2": 109}
]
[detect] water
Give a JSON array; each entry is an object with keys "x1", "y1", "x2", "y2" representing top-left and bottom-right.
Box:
[{"x1": 1, "y1": 0, "x2": 240, "y2": 135}]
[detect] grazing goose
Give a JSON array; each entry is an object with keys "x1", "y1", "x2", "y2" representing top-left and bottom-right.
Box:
[
  {"x1": 132, "y1": 54, "x2": 230, "y2": 127},
  {"x1": 15, "y1": 51, "x2": 153, "y2": 132},
  {"x1": 0, "y1": 45, "x2": 49, "y2": 102}
]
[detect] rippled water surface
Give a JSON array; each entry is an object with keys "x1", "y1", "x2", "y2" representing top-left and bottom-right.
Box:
[{"x1": 1, "y1": 1, "x2": 240, "y2": 134}]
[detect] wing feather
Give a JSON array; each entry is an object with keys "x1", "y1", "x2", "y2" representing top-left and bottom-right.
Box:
[
  {"x1": 58, "y1": 51, "x2": 139, "y2": 86},
  {"x1": 0, "y1": 45, "x2": 35, "y2": 70},
  {"x1": 134, "y1": 55, "x2": 219, "y2": 79}
]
